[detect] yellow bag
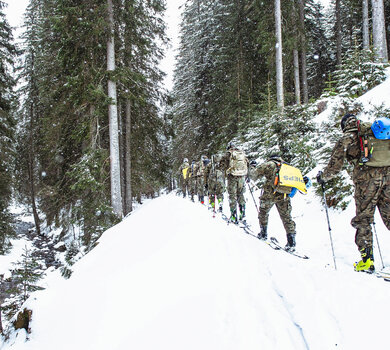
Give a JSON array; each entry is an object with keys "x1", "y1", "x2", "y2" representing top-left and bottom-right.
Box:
[
  {"x1": 275, "y1": 163, "x2": 307, "y2": 194},
  {"x1": 182, "y1": 167, "x2": 190, "y2": 179}
]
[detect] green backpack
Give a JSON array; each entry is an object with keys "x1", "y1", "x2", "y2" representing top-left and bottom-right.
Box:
[{"x1": 358, "y1": 121, "x2": 390, "y2": 167}]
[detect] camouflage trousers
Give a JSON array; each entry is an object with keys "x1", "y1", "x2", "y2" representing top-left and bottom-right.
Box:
[
  {"x1": 227, "y1": 174, "x2": 245, "y2": 211},
  {"x1": 197, "y1": 176, "x2": 206, "y2": 199},
  {"x1": 208, "y1": 172, "x2": 225, "y2": 204},
  {"x1": 189, "y1": 176, "x2": 197, "y2": 198},
  {"x1": 181, "y1": 178, "x2": 189, "y2": 197},
  {"x1": 352, "y1": 171, "x2": 390, "y2": 252},
  {"x1": 258, "y1": 191, "x2": 296, "y2": 234}
]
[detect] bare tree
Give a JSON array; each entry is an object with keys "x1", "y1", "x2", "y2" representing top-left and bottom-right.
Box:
[
  {"x1": 275, "y1": 0, "x2": 284, "y2": 109},
  {"x1": 335, "y1": 0, "x2": 342, "y2": 66},
  {"x1": 292, "y1": 0, "x2": 301, "y2": 105},
  {"x1": 362, "y1": 0, "x2": 370, "y2": 49},
  {"x1": 107, "y1": 0, "x2": 123, "y2": 217},
  {"x1": 124, "y1": 100, "x2": 132, "y2": 215},
  {"x1": 372, "y1": 0, "x2": 388, "y2": 62},
  {"x1": 298, "y1": 0, "x2": 308, "y2": 103}
]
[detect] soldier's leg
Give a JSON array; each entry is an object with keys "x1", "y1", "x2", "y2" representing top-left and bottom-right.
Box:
[
  {"x1": 275, "y1": 197, "x2": 296, "y2": 234},
  {"x1": 377, "y1": 177, "x2": 390, "y2": 231},
  {"x1": 275, "y1": 197, "x2": 296, "y2": 249},
  {"x1": 258, "y1": 196, "x2": 274, "y2": 229},
  {"x1": 236, "y1": 176, "x2": 246, "y2": 219},
  {"x1": 352, "y1": 178, "x2": 382, "y2": 251}
]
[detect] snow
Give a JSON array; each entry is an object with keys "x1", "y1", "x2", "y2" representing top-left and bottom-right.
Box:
[
  {"x1": 2, "y1": 185, "x2": 390, "y2": 350},
  {"x1": 0, "y1": 239, "x2": 32, "y2": 279}
]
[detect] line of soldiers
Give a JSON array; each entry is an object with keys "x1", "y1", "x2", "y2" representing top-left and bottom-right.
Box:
[
  {"x1": 178, "y1": 142, "x2": 305, "y2": 252},
  {"x1": 178, "y1": 113, "x2": 390, "y2": 274}
]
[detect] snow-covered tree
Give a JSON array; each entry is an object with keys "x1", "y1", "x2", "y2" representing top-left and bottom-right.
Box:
[{"x1": 0, "y1": 1, "x2": 17, "y2": 254}]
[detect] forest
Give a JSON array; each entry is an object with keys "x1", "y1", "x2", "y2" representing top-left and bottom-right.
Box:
[{"x1": 0, "y1": 0, "x2": 389, "y2": 333}]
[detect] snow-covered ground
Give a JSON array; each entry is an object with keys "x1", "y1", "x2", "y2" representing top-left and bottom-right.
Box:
[{"x1": 2, "y1": 184, "x2": 390, "y2": 350}]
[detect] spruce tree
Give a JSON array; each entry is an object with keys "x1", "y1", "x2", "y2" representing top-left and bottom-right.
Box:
[{"x1": 0, "y1": 1, "x2": 17, "y2": 254}]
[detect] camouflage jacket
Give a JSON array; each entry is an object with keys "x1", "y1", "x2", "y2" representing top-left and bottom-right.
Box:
[
  {"x1": 250, "y1": 157, "x2": 283, "y2": 195},
  {"x1": 322, "y1": 120, "x2": 390, "y2": 182}
]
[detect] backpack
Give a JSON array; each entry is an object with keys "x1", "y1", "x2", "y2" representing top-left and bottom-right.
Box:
[
  {"x1": 357, "y1": 119, "x2": 390, "y2": 167},
  {"x1": 228, "y1": 150, "x2": 248, "y2": 176},
  {"x1": 272, "y1": 161, "x2": 307, "y2": 195}
]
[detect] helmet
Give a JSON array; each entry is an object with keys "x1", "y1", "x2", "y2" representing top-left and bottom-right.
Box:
[
  {"x1": 227, "y1": 141, "x2": 235, "y2": 150},
  {"x1": 183, "y1": 158, "x2": 188, "y2": 163},
  {"x1": 340, "y1": 113, "x2": 357, "y2": 132}
]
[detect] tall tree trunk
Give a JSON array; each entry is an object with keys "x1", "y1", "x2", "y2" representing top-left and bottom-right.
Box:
[
  {"x1": 28, "y1": 51, "x2": 40, "y2": 236},
  {"x1": 275, "y1": 0, "x2": 284, "y2": 110},
  {"x1": 293, "y1": 49, "x2": 301, "y2": 105},
  {"x1": 362, "y1": 0, "x2": 370, "y2": 49},
  {"x1": 335, "y1": 0, "x2": 342, "y2": 66},
  {"x1": 124, "y1": 99, "x2": 132, "y2": 214},
  {"x1": 372, "y1": 0, "x2": 388, "y2": 62},
  {"x1": 298, "y1": 0, "x2": 308, "y2": 104},
  {"x1": 107, "y1": 0, "x2": 123, "y2": 217},
  {"x1": 292, "y1": 1, "x2": 301, "y2": 105}
]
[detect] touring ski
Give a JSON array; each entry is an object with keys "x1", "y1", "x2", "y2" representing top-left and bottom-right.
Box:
[{"x1": 269, "y1": 237, "x2": 309, "y2": 259}]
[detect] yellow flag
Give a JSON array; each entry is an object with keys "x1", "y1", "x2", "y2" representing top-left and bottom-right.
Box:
[{"x1": 279, "y1": 164, "x2": 307, "y2": 194}]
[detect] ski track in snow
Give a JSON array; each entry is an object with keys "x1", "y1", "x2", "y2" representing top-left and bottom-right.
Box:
[{"x1": 2, "y1": 189, "x2": 390, "y2": 350}]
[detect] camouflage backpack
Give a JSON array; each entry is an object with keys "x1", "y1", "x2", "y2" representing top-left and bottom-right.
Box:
[
  {"x1": 228, "y1": 150, "x2": 248, "y2": 176},
  {"x1": 357, "y1": 119, "x2": 390, "y2": 167}
]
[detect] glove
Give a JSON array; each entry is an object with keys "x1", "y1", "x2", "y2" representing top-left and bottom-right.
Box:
[
  {"x1": 316, "y1": 171, "x2": 324, "y2": 185},
  {"x1": 303, "y1": 176, "x2": 309, "y2": 184},
  {"x1": 245, "y1": 175, "x2": 250, "y2": 183},
  {"x1": 249, "y1": 160, "x2": 257, "y2": 167}
]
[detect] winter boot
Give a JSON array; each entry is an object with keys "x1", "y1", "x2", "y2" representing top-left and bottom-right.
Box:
[
  {"x1": 354, "y1": 247, "x2": 375, "y2": 273},
  {"x1": 285, "y1": 233, "x2": 296, "y2": 252},
  {"x1": 257, "y1": 226, "x2": 267, "y2": 240},
  {"x1": 239, "y1": 204, "x2": 246, "y2": 221},
  {"x1": 230, "y1": 209, "x2": 238, "y2": 224}
]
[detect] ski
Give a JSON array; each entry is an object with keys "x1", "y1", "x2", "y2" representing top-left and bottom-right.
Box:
[
  {"x1": 269, "y1": 237, "x2": 309, "y2": 260},
  {"x1": 375, "y1": 270, "x2": 390, "y2": 281}
]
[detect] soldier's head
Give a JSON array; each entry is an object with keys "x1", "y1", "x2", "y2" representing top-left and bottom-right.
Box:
[
  {"x1": 340, "y1": 113, "x2": 357, "y2": 132},
  {"x1": 226, "y1": 141, "x2": 236, "y2": 150},
  {"x1": 201, "y1": 154, "x2": 209, "y2": 165},
  {"x1": 213, "y1": 153, "x2": 223, "y2": 163}
]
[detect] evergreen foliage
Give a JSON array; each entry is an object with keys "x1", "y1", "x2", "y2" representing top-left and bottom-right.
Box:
[
  {"x1": 13, "y1": 0, "x2": 169, "y2": 255},
  {"x1": 2, "y1": 246, "x2": 44, "y2": 321},
  {"x1": 0, "y1": 1, "x2": 17, "y2": 254}
]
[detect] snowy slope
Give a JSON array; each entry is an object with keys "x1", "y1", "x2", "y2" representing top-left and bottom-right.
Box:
[{"x1": 2, "y1": 187, "x2": 390, "y2": 350}]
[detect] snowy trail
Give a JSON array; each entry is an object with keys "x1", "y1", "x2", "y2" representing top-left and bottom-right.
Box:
[{"x1": 3, "y1": 192, "x2": 390, "y2": 350}]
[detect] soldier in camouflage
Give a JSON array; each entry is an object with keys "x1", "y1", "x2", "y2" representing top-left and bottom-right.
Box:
[
  {"x1": 250, "y1": 155, "x2": 297, "y2": 251},
  {"x1": 178, "y1": 158, "x2": 190, "y2": 197},
  {"x1": 188, "y1": 160, "x2": 197, "y2": 202},
  {"x1": 196, "y1": 155, "x2": 209, "y2": 204},
  {"x1": 317, "y1": 113, "x2": 390, "y2": 273},
  {"x1": 220, "y1": 142, "x2": 249, "y2": 223},
  {"x1": 205, "y1": 153, "x2": 226, "y2": 212}
]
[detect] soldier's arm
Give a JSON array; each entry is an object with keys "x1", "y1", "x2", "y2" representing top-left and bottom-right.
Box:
[
  {"x1": 250, "y1": 161, "x2": 270, "y2": 181},
  {"x1": 322, "y1": 133, "x2": 356, "y2": 181}
]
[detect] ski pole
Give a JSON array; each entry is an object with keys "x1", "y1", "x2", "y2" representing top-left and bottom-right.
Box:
[
  {"x1": 373, "y1": 221, "x2": 385, "y2": 269},
  {"x1": 321, "y1": 182, "x2": 337, "y2": 270},
  {"x1": 247, "y1": 180, "x2": 259, "y2": 213}
]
